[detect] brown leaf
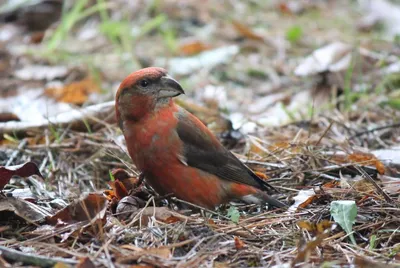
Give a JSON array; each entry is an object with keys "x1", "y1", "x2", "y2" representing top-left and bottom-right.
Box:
[
  {"x1": 297, "y1": 220, "x2": 335, "y2": 234},
  {"x1": 109, "y1": 168, "x2": 139, "y2": 199},
  {"x1": 298, "y1": 196, "x2": 316, "y2": 209},
  {"x1": 232, "y1": 20, "x2": 264, "y2": 42},
  {"x1": 179, "y1": 40, "x2": 212, "y2": 56},
  {"x1": 234, "y1": 236, "x2": 245, "y2": 250},
  {"x1": 45, "y1": 77, "x2": 100, "y2": 105},
  {"x1": 0, "y1": 162, "x2": 43, "y2": 191},
  {"x1": 347, "y1": 152, "x2": 386, "y2": 175},
  {"x1": 253, "y1": 171, "x2": 269, "y2": 181},
  {"x1": 46, "y1": 193, "x2": 107, "y2": 225},
  {"x1": 108, "y1": 180, "x2": 129, "y2": 200}
]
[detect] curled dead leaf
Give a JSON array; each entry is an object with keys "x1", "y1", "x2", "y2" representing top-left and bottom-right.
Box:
[
  {"x1": 234, "y1": 236, "x2": 245, "y2": 250},
  {"x1": 0, "y1": 162, "x2": 43, "y2": 191}
]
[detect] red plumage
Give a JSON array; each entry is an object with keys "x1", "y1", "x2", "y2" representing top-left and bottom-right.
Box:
[{"x1": 115, "y1": 67, "x2": 284, "y2": 209}]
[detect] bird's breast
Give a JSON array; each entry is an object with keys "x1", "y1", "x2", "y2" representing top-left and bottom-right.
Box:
[{"x1": 122, "y1": 106, "x2": 181, "y2": 171}]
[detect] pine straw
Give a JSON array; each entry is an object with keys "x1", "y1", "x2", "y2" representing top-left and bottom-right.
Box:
[{"x1": 0, "y1": 105, "x2": 399, "y2": 267}]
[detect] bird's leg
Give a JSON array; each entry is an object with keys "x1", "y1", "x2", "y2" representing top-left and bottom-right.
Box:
[{"x1": 136, "y1": 172, "x2": 145, "y2": 187}]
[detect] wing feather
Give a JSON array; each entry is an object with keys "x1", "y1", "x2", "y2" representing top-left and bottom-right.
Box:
[{"x1": 175, "y1": 109, "x2": 277, "y2": 193}]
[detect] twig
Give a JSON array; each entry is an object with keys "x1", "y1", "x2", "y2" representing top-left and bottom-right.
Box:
[
  {"x1": 0, "y1": 246, "x2": 78, "y2": 267},
  {"x1": 349, "y1": 122, "x2": 400, "y2": 139},
  {"x1": 354, "y1": 165, "x2": 392, "y2": 203},
  {"x1": 5, "y1": 139, "x2": 28, "y2": 166}
]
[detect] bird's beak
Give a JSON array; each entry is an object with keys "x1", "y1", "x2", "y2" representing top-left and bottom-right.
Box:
[{"x1": 158, "y1": 75, "x2": 185, "y2": 98}]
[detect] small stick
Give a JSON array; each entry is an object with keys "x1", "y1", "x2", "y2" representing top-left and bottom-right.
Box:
[{"x1": 0, "y1": 246, "x2": 78, "y2": 267}]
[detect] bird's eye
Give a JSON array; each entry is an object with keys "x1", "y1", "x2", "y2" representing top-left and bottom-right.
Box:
[{"x1": 140, "y1": 79, "x2": 149, "y2": 88}]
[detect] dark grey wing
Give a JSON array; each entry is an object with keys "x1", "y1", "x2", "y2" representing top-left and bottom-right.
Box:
[{"x1": 175, "y1": 110, "x2": 277, "y2": 193}]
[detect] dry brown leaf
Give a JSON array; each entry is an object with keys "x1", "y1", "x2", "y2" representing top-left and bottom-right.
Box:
[
  {"x1": 179, "y1": 40, "x2": 212, "y2": 56},
  {"x1": 234, "y1": 236, "x2": 245, "y2": 250},
  {"x1": 108, "y1": 180, "x2": 129, "y2": 200},
  {"x1": 232, "y1": 20, "x2": 264, "y2": 42},
  {"x1": 298, "y1": 196, "x2": 316, "y2": 209},
  {"x1": 0, "y1": 162, "x2": 43, "y2": 191},
  {"x1": 253, "y1": 171, "x2": 269, "y2": 181},
  {"x1": 293, "y1": 232, "x2": 329, "y2": 265},
  {"x1": 297, "y1": 220, "x2": 334, "y2": 234},
  {"x1": 0, "y1": 197, "x2": 52, "y2": 223},
  {"x1": 347, "y1": 152, "x2": 386, "y2": 175},
  {"x1": 46, "y1": 193, "x2": 107, "y2": 224},
  {"x1": 45, "y1": 77, "x2": 100, "y2": 105}
]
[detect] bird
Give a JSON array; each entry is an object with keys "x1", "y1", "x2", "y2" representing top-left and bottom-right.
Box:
[{"x1": 115, "y1": 67, "x2": 285, "y2": 209}]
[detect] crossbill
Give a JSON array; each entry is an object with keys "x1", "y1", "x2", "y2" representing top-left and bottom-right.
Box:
[{"x1": 115, "y1": 67, "x2": 285, "y2": 209}]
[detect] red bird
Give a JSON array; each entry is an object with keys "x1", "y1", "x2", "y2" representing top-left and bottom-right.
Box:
[{"x1": 115, "y1": 67, "x2": 285, "y2": 209}]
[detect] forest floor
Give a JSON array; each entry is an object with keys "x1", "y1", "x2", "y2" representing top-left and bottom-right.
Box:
[{"x1": 0, "y1": 0, "x2": 400, "y2": 267}]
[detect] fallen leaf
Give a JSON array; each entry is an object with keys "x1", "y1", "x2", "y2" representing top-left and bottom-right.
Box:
[
  {"x1": 330, "y1": 200, "x2": 357, "y2": 245},
  {"x1": 288, "y1": 189, "x2": 316, "y2": 213},
  {"x1": 0, "y1": 197, "x2": 52, "y2": 223},
  {"x1": 292, "y1": 230, "x2": 330, "y2": 265},
  {"x1": 110, "y1": 168, "x2": 139, "y2": 196},
  {"x1": 234, "y1": 236, "x2": 245, "y2": 250},
  {"x1": 45, "y1": 77, "x2": 100, "y2": 105},
  {"x1": 253, "y1": 171, "x2": 269, "y2": 181},
  {"x1": 108, "y1": 180, "x2": 129, "y2": 200},
  {"x1": 294, "y1": 42, "x2": 352, "y2": 76},
  {"x1": 232, "y1": 20, "x2": 264, "y2": 42},
  {"x1": 348, "y1": 152, "x2": 385, "y2": 175},
  {"x1": 179, "y1": 40, "x2": 212, "y2": 56},
  {"x1": 297, "y1": 220, "x2": 335, "y2": 234},
  {"x1": 47, "y1": 193, "x2": 107, "y2": 225},
  {"x1": 0, "y1": 162, "x2": 43, "y2": 191}
]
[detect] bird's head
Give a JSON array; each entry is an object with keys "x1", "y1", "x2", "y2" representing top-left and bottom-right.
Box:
[{"x1": 115, "y1": 67, "x2": 184, "y2": 124}]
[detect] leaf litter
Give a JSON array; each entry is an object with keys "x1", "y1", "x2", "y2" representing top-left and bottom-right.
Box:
[{"x1": 0, "y1": 0, "x2": 399, "y2": 267}]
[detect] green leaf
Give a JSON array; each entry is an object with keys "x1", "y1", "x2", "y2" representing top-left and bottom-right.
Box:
[
  {"x1": 109, "y1": 170, "x2": 115, "y2": 182},
  {"x1": 330, "y1": 200, "x2": 357, "y2": 245},
  {"x1": 227, "y1": 206, "x2": 240, "y2": 223},
  {"x1": 369, "y1": 234, "x2": 377, "y2": 250},
  {"x1": 286, "y1": 26, "x2": 303, "y2": 43}
]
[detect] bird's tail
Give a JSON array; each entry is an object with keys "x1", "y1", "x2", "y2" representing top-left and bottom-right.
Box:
[{"x1": 241, "y1": 190, "x2": 286, "y2": 208}]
